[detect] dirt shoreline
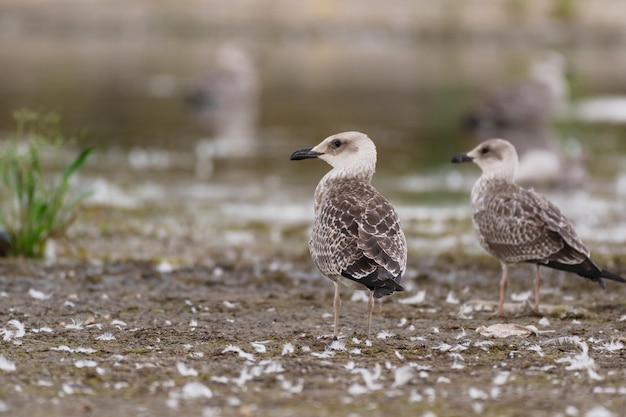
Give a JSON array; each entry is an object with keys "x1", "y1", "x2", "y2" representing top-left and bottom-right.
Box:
[{"x1": 1, "y1": 256, "x2": 625, "y2": 417}]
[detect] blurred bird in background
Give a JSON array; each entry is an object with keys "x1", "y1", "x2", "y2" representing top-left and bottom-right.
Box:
[
  {"x1": 186, "y1": 44, "x2": 261, "y2": 179},
  {"x1": 462, "y1": 52, "x2": 586, "y2": 187}
]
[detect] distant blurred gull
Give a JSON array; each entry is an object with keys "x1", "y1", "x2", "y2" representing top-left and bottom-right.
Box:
[
  {"x1": 451, "y1": 138, "x2": 625, "y2": 315},
  {"x1": 462, "y1": 52, "x2": 581, "y2": 186},
  {"x1": 290, "y1": 131, "x2": 407, "y2": 338},
  {"x1": 187, "y1": 44, "x2": 260, "y2": 178},
  {"x1": 463, "y1": 52, "x2": 567, "y2": 135}
]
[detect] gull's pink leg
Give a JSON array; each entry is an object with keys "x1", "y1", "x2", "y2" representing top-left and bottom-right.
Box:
[
  {"x1": 367, "y1": 290, "x2": 374, "y2": 339},
  {"x1": 333, "y1": 281, "x2": 341, "y2": 338},
  {"x1": 496, "y1": 262, "x2": 508, "y2": 316},
  {"x1": 534, "y1": 265, "x2": 543, "y2": 313}
]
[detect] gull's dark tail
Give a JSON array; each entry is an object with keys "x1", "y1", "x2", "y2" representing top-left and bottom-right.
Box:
[{"x1": 544, "y1": 257, "x2": 626, "y2": 290}]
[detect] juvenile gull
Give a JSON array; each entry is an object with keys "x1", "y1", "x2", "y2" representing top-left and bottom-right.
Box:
[
  {"x1": 451, "y1": 138, "x2": 625, "y2": 315},
  {"x1": 290, "y1": 132, "x2": 407, "y2": 338}
]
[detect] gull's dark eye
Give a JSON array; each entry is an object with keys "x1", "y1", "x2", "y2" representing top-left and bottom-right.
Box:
[
  {"x1": 480, "y1": 146, "x2": 489, "y2": 155},
  {"x1": 331, "y1": 140, "x2": 342, "y2": 149}
]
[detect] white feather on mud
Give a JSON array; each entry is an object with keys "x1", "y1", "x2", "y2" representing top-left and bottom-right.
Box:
[
  {"x1": 28, "y1": 288, "x2": 52, "y2": 300},
  {"x1": 399, "y1": 290, "x2": 426, "y2": 304},
  {"x1": 0, "y1": 355, "x2": 16, "y2": 372},
  {"x1": 1, "y1": 320, "x2": 25, "y2": 341},
  {"x1": 176, "y1": 362, "x2": 198, "y2": 377},
  {"x1": 221, "y1": 345, "x2": 255, "y2": 362},
  {"x1": 549, "y1": 337, "x2": 603, "y2": 380}
]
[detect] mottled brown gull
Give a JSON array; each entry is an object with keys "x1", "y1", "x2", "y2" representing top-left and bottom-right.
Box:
[
  {"x1": 451, "y1": 138, "x2": 625, "y2": 315},
  {"x1": 290, "y1": 131, "x2": 407, "y2": 338}
]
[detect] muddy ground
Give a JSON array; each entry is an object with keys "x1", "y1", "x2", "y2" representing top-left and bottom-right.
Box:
[{"x1": 1, "y1": 207, "x2": 626, "y2": 417}]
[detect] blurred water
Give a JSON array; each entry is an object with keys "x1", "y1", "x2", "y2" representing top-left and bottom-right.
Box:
[{"x1": 1, "y1": 30, "x2": 626, "y2": 259}]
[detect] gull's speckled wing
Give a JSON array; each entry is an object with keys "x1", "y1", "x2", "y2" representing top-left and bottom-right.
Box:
[
  {"x1": 472, "y1": 181, "x2": 589, "y2": 265},
  {"x1": 309, "y1": 179, "x2": 406, "y2": 296}
]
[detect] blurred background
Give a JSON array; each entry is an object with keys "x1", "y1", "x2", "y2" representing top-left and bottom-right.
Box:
[{"x1": 1, "y1": 0, "x2": 625, "y2": 262}]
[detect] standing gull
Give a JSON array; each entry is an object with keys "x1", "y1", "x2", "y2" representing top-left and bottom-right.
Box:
[
  {"x1": 451, "y1": 138, "x2": 625, "y2": 315},
  {"x1": 290, "y1": 132, "x2": 407, "y2": 338}
]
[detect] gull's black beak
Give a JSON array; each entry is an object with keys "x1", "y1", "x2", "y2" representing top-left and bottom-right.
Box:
[
  {"x1": 290, "y1": 147, "x2": 323, "y2": 161},
  {"x1": 451, "y1": 152, "x2": 474, "y2": 163}
]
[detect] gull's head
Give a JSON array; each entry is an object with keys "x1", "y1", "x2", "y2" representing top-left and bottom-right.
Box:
[
  {"x1": 451, "y1": 138, "x2": 519, "y2": 181},
  {"x1": 290, "y1": 131, "x2": 377, "y2": 180}
]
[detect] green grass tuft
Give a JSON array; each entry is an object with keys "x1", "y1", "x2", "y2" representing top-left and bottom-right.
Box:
[{"x1": 0, "y1": 109, "x2": 93, "y2": 258}]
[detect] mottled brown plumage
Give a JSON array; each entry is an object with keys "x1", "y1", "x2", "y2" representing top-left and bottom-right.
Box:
[
  {"x1": 452, "y1": 138, "x2": 625, "y2": 315},
  {"x1": 291, "y1": 131, "x2": 407, "y2": 337}
]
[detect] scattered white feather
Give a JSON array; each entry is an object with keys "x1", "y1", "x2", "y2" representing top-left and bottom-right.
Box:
[
  {"x1": 222, "y1": 345, "x2": 255, "y2": 362},
  {"x1": 1, "y1": 320, "x2": 25, "y2": 341},
  {"x1": 593, "y1": 340, "x2": 624, "y2": 352},
  {"x1": 329, "y1": 340, "x2": 346, "y2": 351},
  {"x1": 50, "y1": 345, "x2": 97, "y2": 354},
  {"x1": 74, "y1": 360, "x2": 97, "y2": 368},
  {"x1": 450, "y1": 353, "x2": 465, "y2": 370},
  {"x1": 351, "y1": 363, "x2": 383, "y2": 392},
  {"x1": 176, "y1": 362, "x2": 198, "y2": 377},
  {"x1": 436, "y1": 376, "x2": 449, "y2": 383},
  {"x1": 584, "y1": 406, "x2": 616, "y2": 417},
  {"x1": 457, "y1": 304, "x2": 474, "y2": 319},
  {"x1": 538, "y1": 317, "x2": 550, "y2": 327},
  {"x1": 351, "y1": 291, "x2": 369, "y2": 302},
  {"x1": 262, "y1": 360, "x2": 285, "y2": 374},
  {"x1": 202, "y1": 407, "x2": 221, "y2": 417},
  {"x1": 0, "y1": 355, "x2": 16, "y2": 372},
  {"x1": 223, "y1": 301, "x2": 238, "y2": 309},
  {"x1": 453, "y1": 327, "x2": 466, "y2": 340},
  {"x1": 251, "y1": 341, "x2": 268, "y2": 353},
  {"x1": 445, "y1": 291, "x2": 459, "y2": 304},
  {"x1": 28, "y1": 288, "x2": 51, "y2": 300},
  {"x1": 409, "y1": 389, "x2": 423, "y2": 402},
  {"x1": 618, "y1": 315, "x2": 626, "y2": 322},
  {"x1": 311, "y1": 350, "x2": 335, "y2": 359},
  {"x1": 468, "y1": 387, "x2": 489, "y2": 400},
  {"x1": 394, "y1": 350, "x2": 404, "y2": 360},
  {"x1": 555, "y1": 340, "x2": 603, "y2": 380},
  {"x1": 31, "y1": 327, "x2": 53, "y2": 333},
  {"x1": 527, "y1": 344, "x2": 544, "y2": 356},
  {"x1": 210, "y1": 376, "x2": 229, "y2": 384},
  {"x1": 281, "y1": 343, "x2": 295, "y2": 356},
  {"x1": 511, "y1": 291, "x2": 532, "y2": 302},
  {"x1": 181, "y1": 381, "x2": 213, "y2": 400},
  {"x1": 434, "y1": 343, "x2": 452, "y2": 352},
  {"x1": 96, "y1": 332, "x2": 115, "y2": 341},
  {"x1": 277, "y1": 375, "x2": 304, "y2": 394},
  {"x1": 111, "y1": 319, "x2": 127, "y2": 328},
  {"x1": 565, "y1": 405, "x2": 579, "y2": 416},
  {"x1": 155, "y1": 260, "x2": 174, "y2": 273},
  {"x1": 189, "y1": 319, "x2": 198, "y2": 328},
  {"x1": 397, "y1": 317, "x2": 408, "y2": 327},
  {"x1": 492, "y1": 371, "x2": 509, "y2": 385},
  {"x1": 399, "y1": 290, "x2": 426, "y2": 304},
  {"x1": 348, "y1": 384, "x2": 370, "y2": 395},
  {"x1": 592, "y1": 386, "x2": 626, "y2": 394},
  {"x1": 377, "y1": 330, "x2": 395, "y2": 340},
  {"x1": 473, "y1": 340, "x2": 495, "y2": 351},
  {"x1": 391, "y1": 365, "x2": 414, "y2": 388},
  {"x1": 64, "y1": 319, "x2": 84, "y2": 330}
]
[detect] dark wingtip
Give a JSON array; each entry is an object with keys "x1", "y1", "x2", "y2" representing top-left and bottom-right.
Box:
[
  {"x1": 451, "y1": 152, "x2": 473, "y2": 163},
  {"x1": 600, "y1": 270, "x2": 626, "y2": 285},
  {"x1": 290, "y1": 147, "x2": 322, "y2": 161}
]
